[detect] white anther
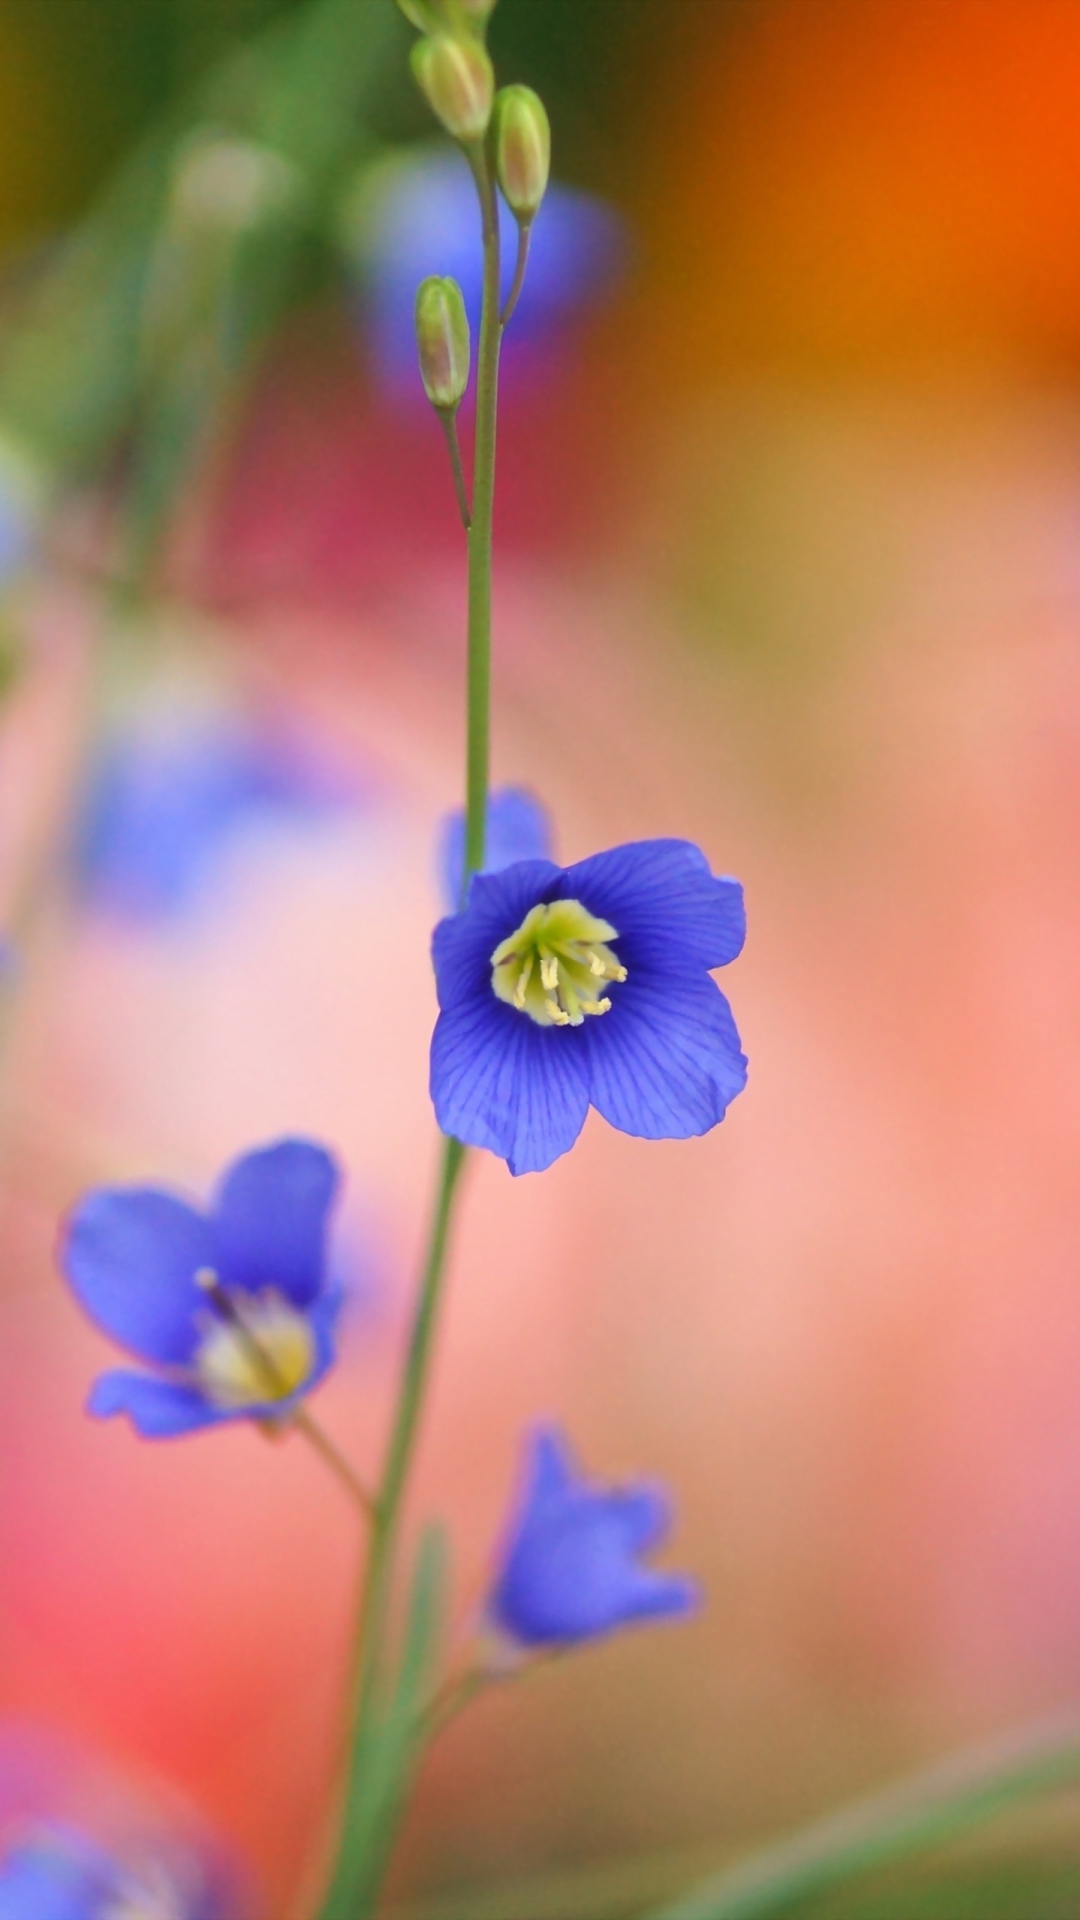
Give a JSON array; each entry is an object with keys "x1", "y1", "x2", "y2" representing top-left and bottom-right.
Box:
[
  {"x1": 194, "y1": 1266, "x2": 219, "y2": 1291},
  {"x1": 540, "y1": 954, "x2": 559, "y2": 992},
  {"x1": 589, "y1": 953, "x2": 606, "y2": 976},
  {"x1": 545, "y1": 997, "x2": 570, "y2": 1026}
]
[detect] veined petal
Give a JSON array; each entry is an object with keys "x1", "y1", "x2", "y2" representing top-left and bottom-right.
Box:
[
  {"x1": 432, "y1": 856, "x2": 561, "y2": 1011},
  {"x1": 62, "y1": 1188, "x2": 214, "y2": 1365},
  {"x1": 87, "y1": 1369, "x2": 229, "y2": 1438},
  {"x1": 211, "y1": 1138, "x2": 339, "y2": 1307},
  {"x1": 431, "y1": 997, "x2": 589, "y2": 1176},
  {"x1": 438, "y1": 786, "x2": 553, "y2": 912},
  {"x1": 584, "y1": 974, "x2": 747, "y2": 1140},
  {"x1": 562, "y1": 839, "x2": 745, "y2": 974}
]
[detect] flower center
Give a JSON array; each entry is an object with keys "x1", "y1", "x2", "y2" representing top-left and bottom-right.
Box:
[
  {"x1": 103, "y1": 1871, "x2": 189, "y2": 1920},
  {"x1": 192, "y1": 1269, "x2": 315, "y2": 1410},
  {"x1": 491, "y1": 898, "x2": 627, "y2": 1028}
]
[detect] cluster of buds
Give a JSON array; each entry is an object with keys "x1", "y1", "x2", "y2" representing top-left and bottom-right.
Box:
[{"x1": 402, "y1": 0, "x2": 551, "y2": 418}]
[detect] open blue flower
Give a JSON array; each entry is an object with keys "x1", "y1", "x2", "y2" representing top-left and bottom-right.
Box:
[
  {"x1": 430, "y1": 836, "x2": 747, "y2": 1175},
  {"x1": 490, "y1": 1428, "x2": 699, "y2": 1647},
  {"x1": 0, "y1": 1826, "x2": 224, "y2": 1920},
  {"x1": 438, "y1": 785, "x2": 552, "y2": 912},
  {"x1": 60, "y1": 1139, "x2": 342, "y2": 1439}
]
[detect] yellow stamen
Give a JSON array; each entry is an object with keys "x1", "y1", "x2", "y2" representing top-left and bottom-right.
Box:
[
  {"x1": 193, "y1": 1285, "x2": 315, "y2": 1410},
  {"x1": 492, "y1": 898, "x2": 626, "y2": 1028}
]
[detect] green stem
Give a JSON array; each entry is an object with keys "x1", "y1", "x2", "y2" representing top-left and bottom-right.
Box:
[
  {"x1": 644, "y1": 1712, "x2": 1080, "y2": 1920},
  {"x1": 314, "y1": 138, "x2": 504, "y2": 1920},
  {"x1": 464, "y1": 144, "x2": 502, "y2": 880}
]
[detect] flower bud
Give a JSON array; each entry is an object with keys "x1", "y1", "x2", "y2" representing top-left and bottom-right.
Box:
[
  {"x1": 410, "y1": 34, "x2": 494, "y2": 143},
  {"x1": 493, "y1": 85, "x2": 551, "y2": 221},
  {"x1": 415, "y1": 275, "x2": 471, "y2": 410}
]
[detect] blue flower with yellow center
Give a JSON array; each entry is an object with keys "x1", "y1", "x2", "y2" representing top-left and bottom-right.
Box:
[
  {"x1": 430, "y1": 837, "x2": 747, "y2": 1175},
  {"x1": 60, "y1": 1139, "x2": 342, "y2": 1440},
  {"x1": 490, "y1": 1428, "x2": 699, "y2": 1647}
]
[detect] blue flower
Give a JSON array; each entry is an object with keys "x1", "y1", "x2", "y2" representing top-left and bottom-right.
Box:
[
  {"x1": 490, "y1": 1428, "x2": 699, "y2": 1648},
  {"x1": 0, "y1": 1826, "x2": 224, "y2": 1920},
  {"x1": 74, "y1": 716, "x2": 356, "y2": 924},
  {"x1": 430, "y1": 837, "x2": 747, "y2": 1175},
  {"x1": 438, "y1": 785, "x2": 553, "y2": 911},
  {"x1": 349, "y1": 148, "x2": 625, "y2": 388},
  {"x1": 60, "y1": 1138, "x2": 343, "y2": 1439}
]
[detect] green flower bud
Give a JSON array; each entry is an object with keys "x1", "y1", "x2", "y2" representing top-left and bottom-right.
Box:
[
  {"x1": 415, "y1": 275, "x2": 471, "y2": 410},
  {"x1": 493, "y1": 85, "x2": 551, "y2": 221},
  {"x1": 410, "y1": 34, "x2": 494, "y2": 143}
]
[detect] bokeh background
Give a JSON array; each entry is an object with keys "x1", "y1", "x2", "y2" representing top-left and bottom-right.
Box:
[{"x1": 4, "y1": 0, "x2": 1080, "y2": 1914}]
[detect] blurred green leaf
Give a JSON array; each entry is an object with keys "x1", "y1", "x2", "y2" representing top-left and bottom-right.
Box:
[{"x1": 322, "y1": 1521, "x2": 452, "y2": 1920}]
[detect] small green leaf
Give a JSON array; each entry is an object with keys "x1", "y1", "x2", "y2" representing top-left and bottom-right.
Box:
[{"x1": 323, "y1": 1522, "x2": 451, "y2": 1920}]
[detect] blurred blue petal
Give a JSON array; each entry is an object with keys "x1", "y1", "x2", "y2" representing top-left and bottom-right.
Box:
[
  {"x1": 438, "y1": 785, "x2": 553, "y2": 910},
  {"x1": 490, "y1": 1426, "x2": 700, "y2": 1648},
  {"x1": 0, "y1": 1824, "x2": 228, "y2": 1920},
  {"x1": 74, "y1": 714, "x2": 358, "y2": 924},
  {"x1": 349, "y1": 147, "x2": 626, "y2": 387},
  {"x1": 212, "y1": 1139, "x2": 340, "y2": 1309}
]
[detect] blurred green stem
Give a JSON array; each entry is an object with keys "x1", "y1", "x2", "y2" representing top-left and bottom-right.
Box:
[
  {"x1": 644, "y1": 1711, "x2": 1080, "y2": 1920},
  {"x1": 314, "y1": 134, "x2": 503, "y2": 1920}
]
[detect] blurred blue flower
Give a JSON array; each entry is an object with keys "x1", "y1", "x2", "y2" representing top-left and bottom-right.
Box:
[
  {"x1": 490, "y1": 1428, "x2": 699, "y2": 1648},
  {"x1": 0, "y1": 1825, "x2": 224, "y2": 1920},
  {"x1": 349, "y1": 147, "x2": 625, "y2": 387},
  {"x1": 430, "y1": 836, "x2": 747, "y2": 1175},
  {"x1": 74, "y1": 716, "x2": 356, "y2": 924},
  {"x1": 61, "y1": 1138, "x2": 343, "y2": 1440},
  {"x1": 438, "y1": 784, "x2": 552, "y2": 911}
]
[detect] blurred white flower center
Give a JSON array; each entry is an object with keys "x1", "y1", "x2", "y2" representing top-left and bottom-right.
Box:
[{"x1": 193, "y1": 1278, "x2": 315, "y2": 1409}]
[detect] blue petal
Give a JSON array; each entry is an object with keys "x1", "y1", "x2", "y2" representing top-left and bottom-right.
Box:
[
  {"x1": 438, "y1": 787, "x2": 553, "y2": 913},
  {"x1": 87, "y1": 1370, "x2": 229, "y2": 1438},
  {"x1": 61, "y1": 1188, "x2": 214, "y2": 1365},
  {"x1": 528, "y1": 1426, "x2": 577, "y2": 1503},
  {"x1": 609, "y1": 1483, "x2": 673, "y2": 1551},
  {"x1": 431, "y1": 997, "x2": 589, "y2": 1176},
  {"x1": 211, "y1": 1139, "x2": 339, "y2": 1307},
  {"x1": 431, "y1": 857, "x2": 562, "y2": 1011},
  {"x1": 491, "y1": 1428, "x2": 699, "y2": 1646},
  {"x1": 584, "y1": 974, "x2": 747, "y2": 1141},
  {"x1": 0, "y1": 1834, "x2": 110, "y2": 1920},
  {"x1": 562, "y1": 839, "x2": 745, "y2": 974}
]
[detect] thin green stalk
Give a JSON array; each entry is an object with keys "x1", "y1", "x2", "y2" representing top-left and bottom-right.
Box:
[
  {"x1": 440, "y1": 411, "x2": 472, "y2": 532},
  {"x1": 314, "y1": 140, "x2": 504, "y2": 1920},
  {"x1": 644, "y1": 1711, "x2": 1080, "y2": 1920},
  {"x1": 464, "y1": 144, "x2": 502, "y2": 880}
]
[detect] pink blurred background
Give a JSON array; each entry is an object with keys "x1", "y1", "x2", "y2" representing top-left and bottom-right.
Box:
[{"x1": 5, "y1": 0, "x2": 1080, "y2": 1911}]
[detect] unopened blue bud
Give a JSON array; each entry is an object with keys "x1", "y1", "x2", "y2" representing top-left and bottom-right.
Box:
[
  {"x1": 494, "y1": 85, "x2": 550, "y2": 222},
  {"x1": 410, "y1": 34, "x2": 494, "y2": 143},
  {"x1": 415, "y1": 275, "x2": 471, "y2": 410}
]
